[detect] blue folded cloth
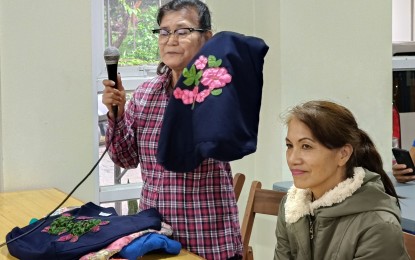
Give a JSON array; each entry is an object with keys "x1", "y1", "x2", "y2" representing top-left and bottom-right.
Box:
[{"x1": 119, "y1": 233, "x2": 181, "y2": 259}]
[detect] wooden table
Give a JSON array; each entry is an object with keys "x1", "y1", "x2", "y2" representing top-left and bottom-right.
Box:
[{"x1": 0, "y1": 188, "x2": 204, "y2": 259}]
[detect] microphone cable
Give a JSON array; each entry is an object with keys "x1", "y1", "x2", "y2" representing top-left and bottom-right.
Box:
[
  {"x1": 0, "y1": 116, "x2": 118, "y2": 248},
  {"x1": 1, "y1": 47, "x2": 121, "y2": 249}
]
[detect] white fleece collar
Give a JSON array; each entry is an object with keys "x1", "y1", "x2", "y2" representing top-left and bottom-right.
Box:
[{"x1": 284, "y1": 167, "x2": 366, "y2": 224}]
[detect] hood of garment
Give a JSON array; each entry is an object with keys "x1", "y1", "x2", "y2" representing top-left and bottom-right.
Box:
[{"x1": 284, "y1": 167, "x2": 401, "y2": 224}]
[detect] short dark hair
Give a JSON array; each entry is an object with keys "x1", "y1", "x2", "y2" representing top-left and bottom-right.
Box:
[
  {"x1": 157, "y1": 0, "x2": 212, "y2": 30},
  {"x1": 156, "y1": 0, "x2": 212, "y2": 75}
]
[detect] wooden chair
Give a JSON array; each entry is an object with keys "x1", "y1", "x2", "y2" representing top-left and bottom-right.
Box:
[
  {"x1": 241, "y1": 181, "x2": 286, "y2": 260},
  {"x1": 403, "y1": 231, "x2": 415, "y2": 259},
  {"x1": 233, "y1": 172, "x2": 246, "y2": 202}
]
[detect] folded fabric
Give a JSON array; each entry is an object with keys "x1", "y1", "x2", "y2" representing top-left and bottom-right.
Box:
[
  {"x1": 119, "y1": 233, "x2": 181, "y2": 259},
  {"x1": 80, "y1": 222, "x2": 175, "y2": 260},
  {"x1": 6, "y1": 202, "x2": 162, "y2": 260},
  {"x1": 157, "y1": 31, "x2": 269, "y2": 172}
]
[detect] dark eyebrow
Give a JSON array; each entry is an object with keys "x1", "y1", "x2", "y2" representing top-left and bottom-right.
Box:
[
  {"x1": 285, "y1": 137, "x2": 315, "y2": 143},
  {"x1": 159, "y1": 22, "x2": 196, "y2": 30},
  {"x1": 299, "y1": 137, "x2": 315, "y2": 142}
]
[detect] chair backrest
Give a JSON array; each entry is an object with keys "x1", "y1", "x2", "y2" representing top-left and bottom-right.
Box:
[
  {"x1": 403, "y1": 231, "x2": 415, "y2": 259},
  {"x1": 233, "y1": 173, "x2": 246, "y2": 202},
  {"x1": 240, "y1": 181, "x2": 286, "y2": 260}
]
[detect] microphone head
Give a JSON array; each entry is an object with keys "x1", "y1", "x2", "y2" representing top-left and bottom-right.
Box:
[{"x1": 104, "y1": 47, "x2": 120, "y2": 65}]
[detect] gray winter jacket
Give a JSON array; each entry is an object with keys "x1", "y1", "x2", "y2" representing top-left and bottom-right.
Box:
[{"x1": 274, "y1": 167, "x2": 410, "y2": 260}]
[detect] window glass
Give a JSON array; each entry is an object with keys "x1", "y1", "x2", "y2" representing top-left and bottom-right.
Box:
[
  {"x1": 103, "y1": 0, "x2": 172, "y2": 67},
  {"x1": 98, "y1": 0, "x2": 206, "y2": 215},
  {"x1": 99, "y1": 0, "x2": 173, "y2": 215},
  {"x1": 394, "y1": 71, "x2": 415, "y2": 113}
]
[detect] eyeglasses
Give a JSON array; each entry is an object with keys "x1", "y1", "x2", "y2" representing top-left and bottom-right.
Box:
[{"x1": 152, "y1": 27, "x2": 207, "y2": 43}]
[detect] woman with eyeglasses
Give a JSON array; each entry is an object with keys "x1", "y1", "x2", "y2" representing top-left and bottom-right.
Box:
[{"x1": 101, "y1": 1, "x2": 243, "y2": 259}]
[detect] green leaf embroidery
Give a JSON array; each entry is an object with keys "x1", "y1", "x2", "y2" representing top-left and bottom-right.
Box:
[
  {"x1": 183, "y1": 77, "x2": 194, "y2": 86},
  {"x1": 195, "y1": 70, "x2": 203, "y2": 86},
  {"x1": 182, "y1": 67, "x2": 190, "y2": 77},
  {"x1": 71, "y1": 219, "x2": 101, "y2": 236},
  {"x1": 46, "y1": 214, "x2": 110, "y2": 242},
  {"x1": 48, "y1": 216, "x2": 74, "y2": 235},
  {"x1": 182, "y1": 65, "x2": 202, "y2": 87},
  {"x1": 208, "y1": 55, "x2": 222, "y2": 67},
  {"x1": 211, "y1": 89, "x2": 222, "y2": 96},
  {"x1": 189, "y1": 64, "x2": 196, "y2": 75}
]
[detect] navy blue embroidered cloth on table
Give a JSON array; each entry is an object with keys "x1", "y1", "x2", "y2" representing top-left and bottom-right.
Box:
[
  {"x1": 157, "y1": 31, "x2": 269, "y2": 172},
  {"x1": 6, "y1": 202, "x2": 162, "y2": 260}
]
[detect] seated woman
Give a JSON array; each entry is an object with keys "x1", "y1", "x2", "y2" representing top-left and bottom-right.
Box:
[{"x1": 274, "y1": 100, "x2": 410, "y2": 260}]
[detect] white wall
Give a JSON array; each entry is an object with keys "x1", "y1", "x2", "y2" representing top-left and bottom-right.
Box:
[
  {"x1": 0, "y1": 25, "x2": 3, "y2": 193},
  {"x1": 393, "y1": 0, "x2": 412, "y2": 41},
  {"x1": 280, "y1": 0, "x2": 392, "y2": 177},
  {"x1": 210, "y1": 1, "x2": 391, "y2": 259},
  {"x1": 0, "y1": 0, "x2": 99, "y2": 202}
]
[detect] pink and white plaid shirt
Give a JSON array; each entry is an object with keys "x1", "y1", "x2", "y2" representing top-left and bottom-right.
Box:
[{"x1": 106, "y1": 73, "x2": 243, "y2": 260}]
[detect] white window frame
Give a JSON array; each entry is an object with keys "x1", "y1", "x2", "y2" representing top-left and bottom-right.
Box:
[
  {"x1": 92, "y1": 0, "x2": 151, "y2": 205},
  {"x1": 91, "y1": 0, "x2": 207, "y2": 207}
]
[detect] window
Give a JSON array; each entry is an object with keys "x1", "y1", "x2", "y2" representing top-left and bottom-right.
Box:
[
  {"x1": 98, "y1": 0, "x2": 165, "y2": 93},
  {"x1": 104, "y1": 0, "x2": 163, "y2": 67},
  {"x1": 95, "y1": 0, "x2": 206, "y2": 215},
  {"x1": 97, "y1": 0, "x2": 172, "y2": 215}
]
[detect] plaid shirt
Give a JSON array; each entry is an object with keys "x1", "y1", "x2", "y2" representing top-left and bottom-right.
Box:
[{"x1": 106, "y1": 73, "x2": 243, "y2": 260}]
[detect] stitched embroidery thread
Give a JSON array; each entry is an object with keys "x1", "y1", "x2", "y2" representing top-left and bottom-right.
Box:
[
  {"x1": 173, "y1": 55, "x2": 232, "y2": 109},
  {"x1": 41, "y1": 213, "x2": 110, "y2": 242}
]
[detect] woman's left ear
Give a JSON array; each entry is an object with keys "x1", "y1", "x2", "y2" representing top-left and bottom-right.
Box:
[
  {"x1": 338, "y1": 144, "x2": 353, "y2": 166},
  {"x1": 204, "y1": 30, "x2": 213, "y2": 40}
]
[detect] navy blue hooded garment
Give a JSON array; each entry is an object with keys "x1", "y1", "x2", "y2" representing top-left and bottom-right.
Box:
[
  {"x1": 157, "y1": 31, "x2": 269, "y2": 172},
  {"x1": 6, "y1": 202, "x2": 162, "y2": 260}
]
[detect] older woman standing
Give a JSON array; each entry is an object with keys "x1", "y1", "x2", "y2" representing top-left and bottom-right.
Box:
[
  {"x1": 275, "y1": 100, "x2": 410, "y2": 260},
  {"x1": 101, "y1": 1, "x2": 242, "y2": 259}
]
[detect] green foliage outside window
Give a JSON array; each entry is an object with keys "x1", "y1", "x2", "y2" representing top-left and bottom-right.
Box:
[{"x1": 105, "y1": 0, "x2": 161, "y2": 66}]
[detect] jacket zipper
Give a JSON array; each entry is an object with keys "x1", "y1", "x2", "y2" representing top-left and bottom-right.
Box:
[
  {"x1": 308, "y1": 215, "x2": 314, "y2": 240},
  {"x1": 308, "y1": 215, "x2": 315, "y2": 260}
]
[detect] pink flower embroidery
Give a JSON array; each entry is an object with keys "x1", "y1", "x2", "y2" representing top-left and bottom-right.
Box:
[
  {"x1": 90, "y1": 225, "x2": 100, "y2": 232},
  {"x1": 70, "y1": 235, "x2": 79, "y2": 242},
  {"x1": 196, "y1": 89, "x2": 211, "y2": 103},
  {"x1": 42, "y1": 226, "x2": 50, "y2": 232},
  {"x1": 76, "y1": 216, "x2": 93, "y2": 220},
  {"x1": 179, "y1": 87, "x2": 199, "y2": 105},
  {"x1": 57, "y1": 234, "x2": 73, "y2": 242},
  {"x1": 173, "y1": 87, "x2": 183, "y2": 99},
  {"x1": 174, "y1": 54, "x2": 231, "y2": 109},
  {"x1": 201, "y1": 67, "x2": 232, "y2": 89},
  {"x1": 99, "y1": 221, "x2": 110, "y2": 225},
  {"x1": 181, "y1": 89, "x2": 196, "y2": 105},
  {"x1": 194, "y1": 55, "x2": 208, "y2": 70}
]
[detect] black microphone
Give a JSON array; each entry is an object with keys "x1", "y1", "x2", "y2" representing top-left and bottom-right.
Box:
[{"x1": 104, "y1": 47, "x2": 120, "y2": 118}]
